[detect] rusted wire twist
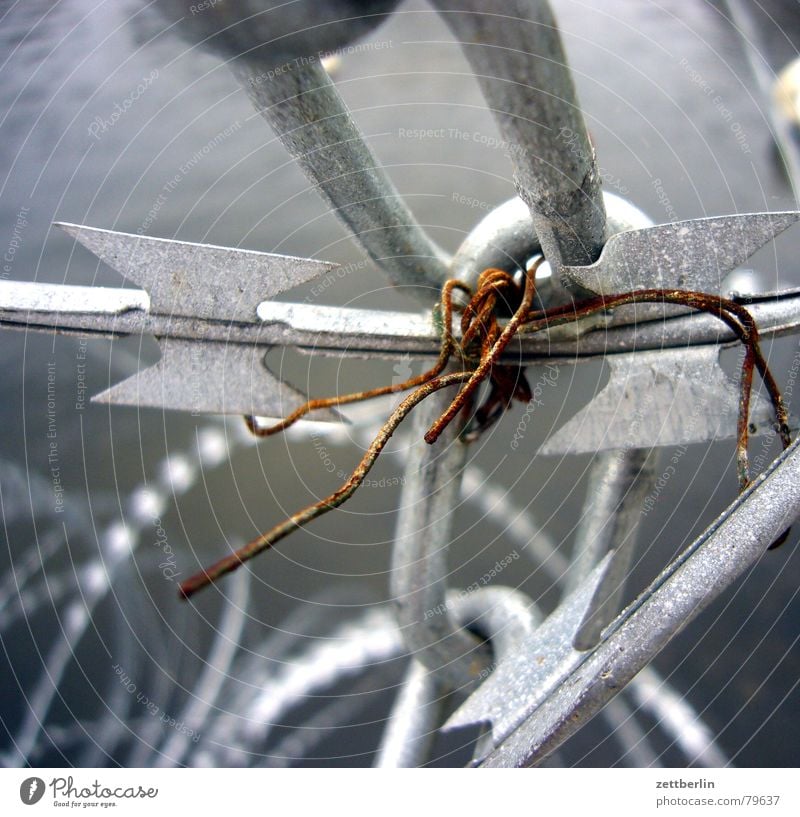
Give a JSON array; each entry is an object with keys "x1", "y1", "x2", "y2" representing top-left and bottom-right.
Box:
[
  {"x1": 180, "y1": 268, "x2": 791, "y2": 599},
  {"x1": 181, "y1": 276, "x2": 477, "y2": 598},
  {"x1": 244, "y1": 277, "x2": 471, "y2": 437},
  {"x1": 425, "y1": 261, "x2": 541, "y2": 444}
]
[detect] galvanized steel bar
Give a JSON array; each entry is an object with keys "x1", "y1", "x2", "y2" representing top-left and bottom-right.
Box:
[
  {"x1": 154, "y1": 1, "x2": 446, "y2": 296},
  {"x1": 432, "y1": 0, "x2": 607, "y2": 279},
  {"x1": 233, "y1": 59, "x2": 450, "y2": 300},
  {"x1": 8, "y1": 274, "x2": 800, "y2": 363}
]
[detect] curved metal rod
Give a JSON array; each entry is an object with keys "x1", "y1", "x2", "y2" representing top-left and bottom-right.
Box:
[
  {"x1": 375, "y1": 586, "x2": 540, "y2": 767},
  {"x1": 390, "y1": 383, "x2": 490, "y2": 688},
  {"x1": 373, "y1": 659, "x2": 443, "y2": 768}
]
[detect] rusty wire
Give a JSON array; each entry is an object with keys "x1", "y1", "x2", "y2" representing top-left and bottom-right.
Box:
[{"x1": 180, "y1": 269, "x2": 790, "y2": 599}]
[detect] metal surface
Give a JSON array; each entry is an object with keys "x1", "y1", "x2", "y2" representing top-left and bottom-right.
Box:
[
  {"x1": 389, "y1": 386, "x2": 488, "y2": 688},
  {"x1": 564, "y1": 212, "x2": 800, "y2": 295},
  {"x1": 153, "y1": 2, "x2": 444, "y2": 294},
  {"x1": 375, "y1": 586, "x2": 539, "y2": 768},
  {"x1": 4, "y1": 210, "x2": 798, "y2": 426},
  {"x1": 2, "y1": 143, "x2": 792, "y2": 758},
  {"x1": 153, "y1": 1, "x2": 402, "y2": 65},
  {"x1": 448, "y1": 587, "x2": 542, "y2": 764},
  {"x1": 57, "y1": 222, "x2": 338, "y2": 321},
  {"x1": 565, "y1": 449, "x2": 656, "y2": 650},
  {"x1": 443, "y1": 554, "x2": 614, "y2": 749},
  {"x1": 2, "y1": 0, "x2": 796, "y2": 770},
  {"x1": 448, "y1": 193, "x2": 650, "y2": 289},
  {"x1": 0, "y1": 279, "x2": 149, "y2": 315},
  {"x1": 234, "y1": 58, "x2": 450, "y2": 299},
  {"x1": 479, "y1": 434, "x2": 800, "y2": 766},
  {"x1": 540, "y1": 193, "x2": 656, "y2": 667},
  {"x1": 256, "y1": 300, "x2": 434, "y2": 338},
  {"x1": 539, "y1": 345, "x2": 776, "y2": 456},
  {"x1": 11, "y1": 277, "x2": 800, "y2": 358},
  {"x1": 432, "y1": 0, "x2": 607, "y2": 279},
  {"x1": 455, "y1": 456, "x2": 722, "y2": 767},
  {"x1": 385, "y1": 175, "x2": 634, "y2": 702},
  {"x1": 373, "y1": 659, "x2": 443, "y2": 768},
  {"x1": 450, "y1": 587, "x2": 541, "y2": 656},
  {"x1": 92, "y1": 338, "x2": 339, "y2": 420}
]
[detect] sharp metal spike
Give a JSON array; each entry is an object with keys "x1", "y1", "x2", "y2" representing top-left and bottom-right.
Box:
[
  {"x1": 565, "y1": 212, "x2": 800, "y2": 295},
  {"x1": 56, "y1": 222, "x2": 338, "y2": 323},
  {"x1": 538, "y1": 346, "x2": 774, "y2": 456},
  {"x1": 92, "y1": 338, "x2": 341, "y2": 422},
  {"x1": 442, "y1": 554, "x2": 614, "y2": 752},
  {"x1": 478, "y1": 435, "x2": 800, "y2": 767}
]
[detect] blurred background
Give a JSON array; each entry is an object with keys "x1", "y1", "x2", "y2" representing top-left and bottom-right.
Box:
[{"x1": 0, "y1": 0, "x2": 798, "y2": 767}]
